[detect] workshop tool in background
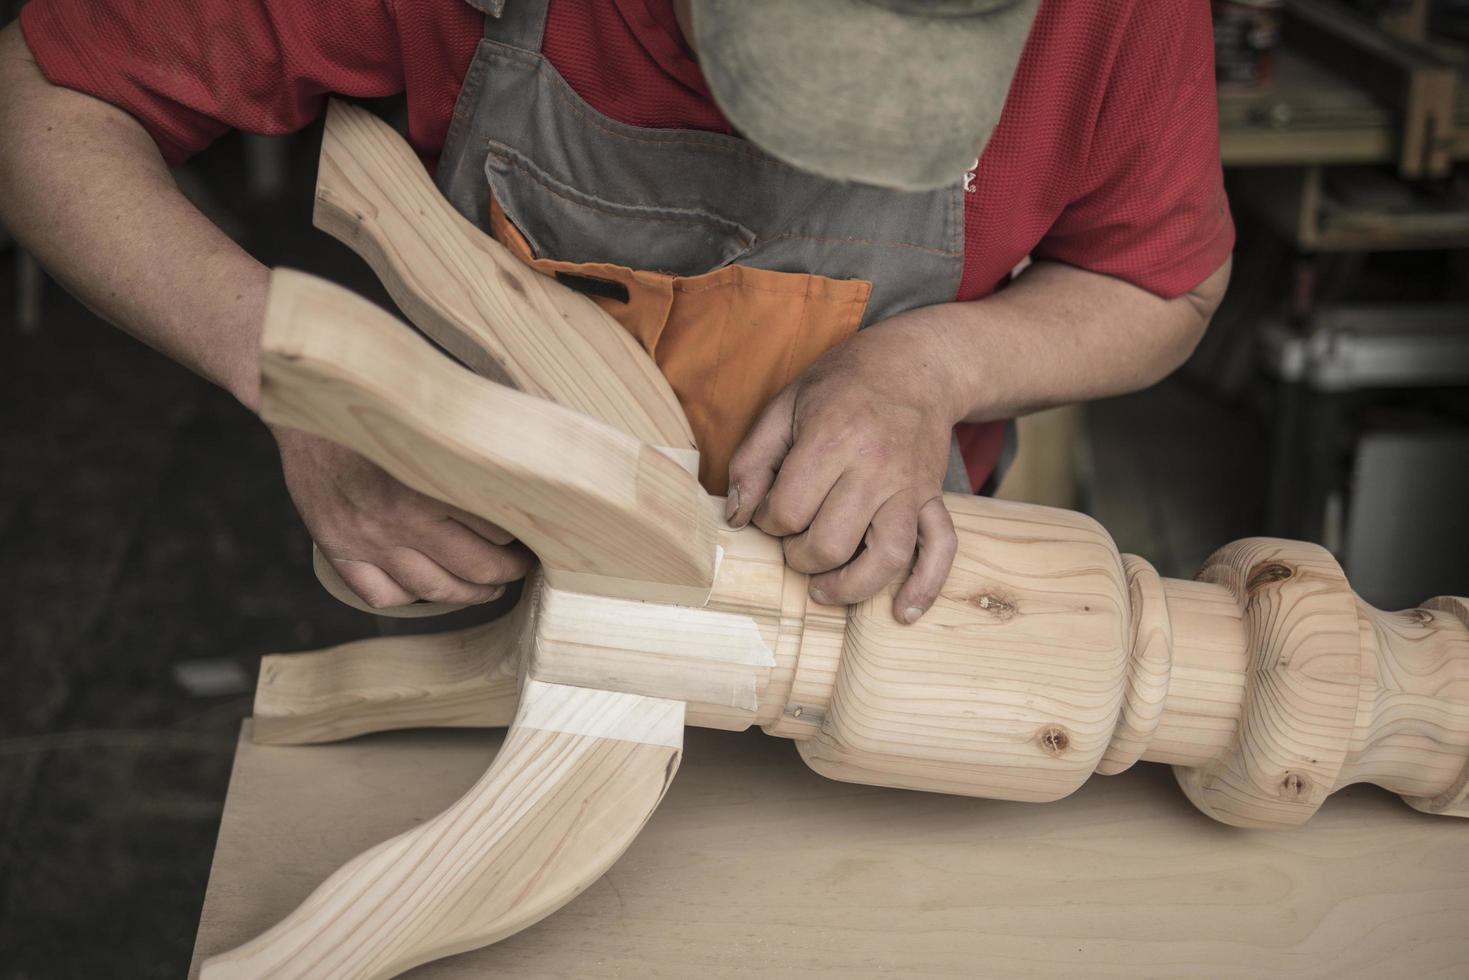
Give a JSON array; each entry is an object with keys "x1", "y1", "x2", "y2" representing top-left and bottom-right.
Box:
[{"x1": 200, "y1": 102, "x2": 1469, "y2": 980}]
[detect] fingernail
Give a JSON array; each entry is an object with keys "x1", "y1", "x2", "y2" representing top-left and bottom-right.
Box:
[
  {"x1": 902, "y1": 606, "x2": 924, "y2": 624},
  {"x1": 724, "y1": 485, "x2": 741, "y2": 525},
  {"x1": 487, "y1": 586, "x2": 506, "y2": 602},
  {"x1": 810, "y1": 588, "x2": 831, "y2": 605}
]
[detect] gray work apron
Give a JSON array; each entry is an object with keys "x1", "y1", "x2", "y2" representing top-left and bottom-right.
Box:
[{"x1": 430, "y1": 0, "x2": 1004, "y2": 494}]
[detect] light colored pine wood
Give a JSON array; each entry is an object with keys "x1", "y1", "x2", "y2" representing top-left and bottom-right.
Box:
[
  {"x1": 311, "y1": 100, "x2": 696, "y2": 617},
  {"x1": 201, "y1": 680, "x2": 684, "y2": 980},
  {"x1": 1095, "y1": 554, "x2": 1173, "y2": 775},
  {"x1": 260, "y1": 267, "x2": 717, "y2": 605},
  {"x1": 251, "y1": 599, "x2": 527, "y2": 746},
  {"x1": 229, "y1": 168, "x2": 1469, "y2": 977},
  {"x1": 795, "y1": 498, "x2": 1131, "y2": 803},
  {"x1": 192, "y1": 722, "x2": 1469, "y2": 980},
  {"x1": 253, "y1": 268, "x2": 1469, "y2": 827},
  {"x1": 314, "y1": 99, "x2": 694, "y2": 453}
]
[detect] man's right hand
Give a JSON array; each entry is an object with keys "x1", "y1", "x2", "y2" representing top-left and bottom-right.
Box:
[{"x1": 274, "y1": 426, "x2": 533, "y2": 609}]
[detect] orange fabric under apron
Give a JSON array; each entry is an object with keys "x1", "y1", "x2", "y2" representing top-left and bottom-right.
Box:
[{"x1": 490, "y1": 198, "x2": 872, "y2": 494}]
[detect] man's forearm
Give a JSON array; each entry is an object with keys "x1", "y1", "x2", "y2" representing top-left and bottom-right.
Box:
[
  {"x1": 0, "y1": 22, "x2": 268, "y2": 412},
  {"x1": 915, "y1": 258, "x2": 1232, "y2": 424}
]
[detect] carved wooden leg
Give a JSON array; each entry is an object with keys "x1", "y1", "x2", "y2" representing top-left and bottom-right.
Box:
[
  {"x1": 251, "y1": 595, "x2": 529, "y2": 745},
  {"x1": 260, "y1": 268, "x2": 717, "y2": 606},
  {"x1": 203, "y1": 680, "x2": 684, "y2": 979},
  {"x1": 312, "y1": 98, "x2": 694, "y2": 454}
]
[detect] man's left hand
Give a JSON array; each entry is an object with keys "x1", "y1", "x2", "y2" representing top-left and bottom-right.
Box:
[{"x1": 725, "y1": 310, "x2": 964, "y2": 623}]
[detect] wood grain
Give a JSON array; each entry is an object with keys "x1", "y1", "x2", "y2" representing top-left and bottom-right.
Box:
[
  {"x1": 1096, "y1": 554, "x2": 1174, "y2": 775},
  {"x1": 202, "y1": 682, "x2": 684, "y2": 979},
  {"x1": 192, "y1": 723, "x2": 1469, "y2": 980},
  {"x1": 259, "y1": 268, "x2": 718, "y2": 605},
  {"x1": 233, "y1": 233, "x2": 1469, "y2": 975},
  {"x1": 252, "y1": 599, "x2": 529, "y2": 745},
  {"x1": 1181, "y1": 539, "x2": 1401, "y2": 828},
  {"x1": 797, "y1": 497, "x2": 1131, "y2": 802},
  {"x1": 314, "y1": 100, "x2": 694, "y2": 453}
]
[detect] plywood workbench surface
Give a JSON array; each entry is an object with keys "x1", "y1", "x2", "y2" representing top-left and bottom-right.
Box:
[{"x1": 190, "y1": 721, "x2": 1468, "y2": 979}]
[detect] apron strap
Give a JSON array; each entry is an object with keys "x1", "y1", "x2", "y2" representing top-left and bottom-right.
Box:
[{"x1": 475, "y1": 0, "x2": 550, "y2": 51}]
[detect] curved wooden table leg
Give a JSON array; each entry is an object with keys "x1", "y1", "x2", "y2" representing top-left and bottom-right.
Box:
[
  {"x1": 314, "y1": 99, "x2": 695, "y2": 455},
  {"x1": 307, "y1": 100, "x2": 701, "y2": 618},
  {"x1": 203, "y1": 680, "x2": 685, "y2": 979},
  {"x1": 252, "y1": 592, "x2": 533, "y2": 745},
  {"x1": 261, "y1": 267, "x2": 718, "y2": 606}
]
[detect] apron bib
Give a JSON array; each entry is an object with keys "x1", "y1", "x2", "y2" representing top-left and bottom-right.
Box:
[{"x1": 434, "y1": 0, "x2": 995, "y2": 494}]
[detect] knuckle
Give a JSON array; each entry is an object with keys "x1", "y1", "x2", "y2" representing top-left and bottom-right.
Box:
[
  {"x1": 928, "y1": 527, "x2": 959, "y2": 562},
  {"x1": 811, "y1": 537, "x2": 854, "y2": 569},
  {"x1": 467, "y1": 551, "x2": 528, "y2": 586},
  {"x1": 461, "y1": 559, "x2": 506, "y2": 586},
  {"x1": 784, "y1": 539, "x2": 838, "y2": 574},
  {"x1": 346, "y1": 575, "x2": 399, "y2": 609},
  {"x1": 416, "y1": 583, "x2": 461, "y2": 604},
  {"x1": 757, "y1": 501, "x2": 806, "y2": 536},
  {"x1": 870, "y1": 544, "x2": 914, "y2": 570},
  {"x1": 822, "y1": 580, "x2": 870, "y2": 606}
]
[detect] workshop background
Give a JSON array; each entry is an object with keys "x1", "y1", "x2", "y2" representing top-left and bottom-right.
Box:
[{"x1": 3, "y1": 1, "x2": 1469, "y2": 976}]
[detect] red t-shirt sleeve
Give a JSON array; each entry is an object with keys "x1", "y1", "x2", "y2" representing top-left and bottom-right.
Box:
[
  {"x1": 1032, "y1": 2, "x2": 1234, "y2": 299},
  {"x1": 19, "y1": 0, "x2": 406, "y2": 164}
]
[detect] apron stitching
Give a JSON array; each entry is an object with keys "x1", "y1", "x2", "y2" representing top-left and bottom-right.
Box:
[
  {"x1": 675, "y1": 278, "x2": 863, "y2": 298},
  {"x1": 780, "y1": 276, "x2": 815, "y2": 386},
  {"x1": 441, "y1": 42, "x2": 495, "y2": 169},
  {"x1": 950, "y1": 181, "x2": 965, "y2": 283},
  {"x1": 490, "y1": 140, "x2": 955, "y2": 256},
  {"x1": 490, "y1": 152, "x2": 758, "y2": 233}
]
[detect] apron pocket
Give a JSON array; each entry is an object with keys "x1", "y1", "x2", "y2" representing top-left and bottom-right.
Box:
[{"x1": 484, "y1": 141, "x2": 756, "y2": 278}]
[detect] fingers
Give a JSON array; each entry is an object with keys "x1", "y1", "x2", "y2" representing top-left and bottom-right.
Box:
[
  {"x1": 418, "y1": 516, "x2": 535, "y2": 585},
  {"x1": 750, "y1": 430, "x2": 847, "y2": 537},
  {"x1": 378, "y1": 547, "x2": 508, "y2": 606},
  {"x1": 446, "y1": 506, "x2": 517, "y2": 547},
  {"x1": 724, "y1": 387, "x2": 796, "y2": 528},
  {"x1": 323, "y1": 515, "x2": 527, "y2": 609},
  {"x1": 892, "y1": 497, "x2": 957, "y2": 623},
  {"x1": 808, "y1": 492, "x2": 918, "y2": 607},
  {"x1": 331, "y1": 558, "x2": 418, "y2": 610},
  {"x1": 781, "y1": 474, "x2": 881, "y2": 575}
]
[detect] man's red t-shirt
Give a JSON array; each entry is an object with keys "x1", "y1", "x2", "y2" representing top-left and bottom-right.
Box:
[
  {"x1": 21, "y1": 0, "x2": 1232, "y2": 487},
  {"x1": 20, "y1": 0, "x2": 1233, "y2": 306}
]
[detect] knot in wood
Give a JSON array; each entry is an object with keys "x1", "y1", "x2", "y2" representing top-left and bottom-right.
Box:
[
  {"x1": 1280, "y1": 770, "x2": 1312, "y2": 801},
  {"x1": 1245, "y1": 561, "x2": 1294, "y2": 596},
  {"x1": 1038, "y1": 726, "x2": 1070, "y2": 757},
  {"x1": 968, "y1": 590, "x2": 1018, "y2": 621}
]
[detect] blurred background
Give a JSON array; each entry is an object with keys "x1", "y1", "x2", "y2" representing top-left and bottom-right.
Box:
[{"x1": 2, "y1": 0, "x2": 1468, "y2": 976}]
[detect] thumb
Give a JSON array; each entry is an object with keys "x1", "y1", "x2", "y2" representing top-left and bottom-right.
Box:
[{"x1": 725, "y1": 385, "x2": 797, "y2": 528}]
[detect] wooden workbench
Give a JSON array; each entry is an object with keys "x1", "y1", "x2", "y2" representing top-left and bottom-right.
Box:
[{"x1": 190, "y1": 721, "x2": 1469, "y2": 978}]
